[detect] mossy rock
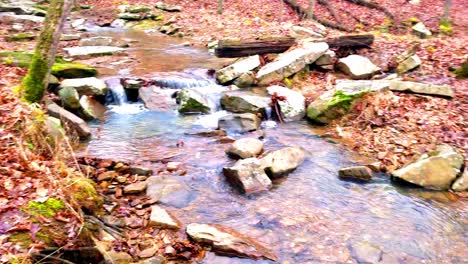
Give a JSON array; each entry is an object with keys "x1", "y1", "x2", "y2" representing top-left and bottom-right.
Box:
[
  {"x1": 65, "y1": 177, "x2": 103, "y2": 214},
  {"x1": 0, "y1": 51, "x2": 97, "y2": 78},
  {"x1": 129, "y1": 19, "x2": 163, "y2": 30},
  {"x1": 177, "y1": 88, "x2": 211, "y2": 114},
  {"x1": 23, "y1": 197, "x2": 65, "y2": 218},
  {"x1": 8, "y1": 231, "x2": 54, "y2": 248},
  {"x1": 453, "y1": 60, "x2": 468, "y2": 79},
  {"x1": 7, "y1": 33, "x2": 36, "y2": 42}
]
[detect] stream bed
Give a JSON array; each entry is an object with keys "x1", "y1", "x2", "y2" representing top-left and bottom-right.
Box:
[{"x1": 82, "y1": 29, "x2": 467, "y2": 263}]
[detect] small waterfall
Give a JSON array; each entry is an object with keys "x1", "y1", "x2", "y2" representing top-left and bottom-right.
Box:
[
  {"x1": 106, "y1": 78, "x2": 127, "y2": 105},
  {"x1": 150, "y1": 70, "x2": 214, "y2": 89}
]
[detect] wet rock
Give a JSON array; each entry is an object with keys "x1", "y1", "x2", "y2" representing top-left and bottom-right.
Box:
[
  {"x1": 338, "y1": 166, "x2": 373, "y2": 181},
  {"x1": 261, "y1": 147, "x2": 305, "y2": 178},
  {"x1": 149, "y1": 205, "x2": 181, "y2": 229},
  {"x1": 220, "y1": 90, "x2": 270, "y2": 115},
  {"x1": 139, "y1": 86, "x2": 178, "y2": 111},
  {"x1": 79, "y1": 95, "x2": 106, "y2": 121},
  {"x1": 397, "y1": 54, "x2": 421, "y2": 73},
  {"x1": 218, "y1": 113, "x2": 261, "y2": 133},
  {"x1": 216, "y1": 55, "x2": 261, "y2": 84},
  {"x1": 226, "y1": 138, "x2": 264, "y2": 159},
  {"x1": 127, "y1": 166, "x2": 153, "y2": 176},
  {"x1": 451, "y1": 168, "x2": 467, "y2": 192},
  {"x1": 155, "y1": 2, "x2": 182, "y2": 12},
  {"x1": 166, "y1": 162, "x2": 181, "y2": 172},
  {"x1": 412, "y1": 22, "x2": 432, "y2": 38},
  {"x1": 223, "y1": 158, "x2": 272, "y2": 194},
  {"x1": 47, "y1": 103, "x2": 91, "y2": 139},
  {"x1": 64, "y1": 46, "x2": 125, "y2": 58},
  {"x1": 122, "y1": 78, "x2": 146, "y2": 89},
  {"x1": 391, "y1": 144, "x2": 464, "y2": 190},
  {"x1": 233, "y1": 71, "x2": 256, "y2": 88},
  {"x1": 176, "y1": 88, "x2": 211, "y2": 114},
  {"x1": 60, "y1": 77, "x2": 108, "y2": 96},
  {"x1": 186, "y1": 223, "x2": 277, "y2": 261},
  {"x1": 267, "y1": 85, "x2": 305, "y2": 121},
  {"x1": 337, "y1": 55, "x2": 380, "y2": 79},
  {"x1": 256, "y1": 41, "x2": 328, "y2": 85},
  {"x1": 349, "y1": 241, "x2": 383, "y2": 263},
  {"x1": 58, "y1": 87, "x2": 80, "y2": 109},
  {"x1": 146, "y1": 176, "x2": 195, "y2": 208},
  {"x1": 123, "y1": 181, "x2": 148, "y2": 194},
  {"x1": 389, "y1": 80, "x2": 453, "y2": 98}
]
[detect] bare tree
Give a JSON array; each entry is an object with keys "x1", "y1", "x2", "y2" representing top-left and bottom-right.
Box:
[{"x1": 21, "y1": 0, "x2": 75, "y2": 103}]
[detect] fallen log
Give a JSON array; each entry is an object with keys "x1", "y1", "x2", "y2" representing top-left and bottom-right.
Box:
[
  {"x1": 214, "y1": 34, "x2": 374, "y2": 58},
  {"x1": 214, "y1": 37, "x2": 297, "y2": 58}
]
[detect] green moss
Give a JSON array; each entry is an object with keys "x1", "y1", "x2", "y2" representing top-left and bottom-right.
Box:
[
  {"x1": 0, "y1": 51, "x2": 66, "y2": 67},
  {"x1": 24, "y1": 198, "x2": 65, "y2": 218},
  {"x1": 439, "y1": 18, "x2": 452, "y2": 35},
  {"x1": 453, "y1": 60, "x2": 468, "y2": 79},
  {"x1": 131, "y1": 19, "x2": 162, "y2": 30},
  {"x1": 327, "y1": 90, "x2": 362, "y2": 110},
  {"x1": 66, "y1": 177, "x2": 103, "y2": 213},
  {"x1": 51, "y1": 62, "x2": 97, "y2": 78},
  {"x1": 21, "y1": 54, "x2": 48, "y2": 103},
  {"x1": 33, "y1": 4, "x2": 49, "y2": 11},
  {"x1": 7, "y1": 33, "x2": 36, "y2": 42}
]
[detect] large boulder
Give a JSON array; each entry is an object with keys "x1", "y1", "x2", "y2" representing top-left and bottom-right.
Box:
[
  {"x1": 186, "y1": 223, "x2": 277, "y2": 261},
  {"x1": 146, "y1": 176, "x2": 195, "y2": 208},
  {"x1": 216, "y1": 55, "x2": 261, "y2": 84},
  {"x1": 79, "y1": 95, "x2": 107, "y2": 121},
  {"x1": 223, "y1": 158, "x2": 272, "y2": 194},
  {"x1": 218, "y1": 113, "x2": 261, "y2": 133},
  {"x1": 260, "y1": 147, "x2": 305, "y2": 178},
  {"x1": 149, "y1": 205, "x2": 181, "y2": 230},
  {"x1": 391, "y1": 144, "x2": 464, "y2": 190},
  {"x1": 220, "y1": 90, "x2": 270, "y2": 116},
  {"x1": 63, "y1": 46, "x2": 125, "y2": 58},
  {"x1": 337, "y1": 55, "x2": 380, "y2": 79},
  {"x1": 176, "y1": 88, "x2": 211, "y2": 114},
  {"x1": 58, "y1": 87, "x2": 80, "y2": 109},
  {"x1": 60, "y1": 77, "x2": 108, "y2": 96},
  {"x1": 226, "y1": 138, "x2": 264, "y2": 159},
  {"x1": 267, "y1": 85, "x2": 305, "y2": 121},
  {"x1": 47, "y1": 103, "x2": 91, "y2": 139},
  {"x1": 256, "y1": 41, "x2": 328, "y2": 85},
  {"x1": 451, "y1": 168, "x2": 467, "y2": 192}
]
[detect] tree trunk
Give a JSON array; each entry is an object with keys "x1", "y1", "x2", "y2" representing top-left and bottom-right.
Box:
[
  {"x1": 217, "y1": 0, "x2": 224, "y2": 14},
  {"x1": 21, "y1": 0, "x2": 75, "y2": 103}
]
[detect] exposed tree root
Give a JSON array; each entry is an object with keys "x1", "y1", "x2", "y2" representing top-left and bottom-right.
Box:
[
  {"x1": 283, "y1": 0, "x2": 352, "y2": 31},
  {"x1": 343, "y1": 0, "x2": 394, "y2": 20}
]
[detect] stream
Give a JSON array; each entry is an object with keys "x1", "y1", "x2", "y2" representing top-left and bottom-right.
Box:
[{"x1": 81, "y1": 29, "x2": 467, "y2": 263}]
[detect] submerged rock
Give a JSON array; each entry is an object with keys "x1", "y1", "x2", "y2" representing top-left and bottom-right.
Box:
[
  {"x1": 47, "y1": 103, "x2": 91, "y2": 139},
  {"x1": 146, "y1": 176, "x2": 195, "y2": 208},
  {"x1": 226, "y1": 138, "x2": 264, "y2": 159},
  {"x1": 60, "y1": 77, "x2": 108, "y2": 96},
  {"x1": 176, "y1": 88, "x2": 211, "y2": 114},
  {"x1": 260, "y1": 147, "x2": 305, "y2": 178},
  {"x1": 256, "y1": 41, "x2": 328, "y2": 85},
  {"x1": 216, "y1": 55, "x2": 261, "y2": 84},
  {"x1": 338, "y1": 166, "x2": 373, "y2": 181},
  {"x1": 223, "y1": 158, "x2": 272, "y2": 194},
  {"x1": 149, "y1": 205, "x2": 181, "y2": 229},
  {"x1": 79, "y1": 95, "x2": 107, "y2": 121},
  {"x1": 337, "y1": 55, "x2": 380, "y2": 79},
  {"x1": 218, "y1": 113, "x2": 261, "y2": 133},
  {"x1": 220, "y1": 90, "x2": 270, "y2": 116},
  {"x1": 391, "y1": 144, "x2": 463, "y2": 190},
  {"x1": 349, "y1": 241, "x2": 383, "y2": 263},
  {"x1": 186, "y1": 223, "x2": 277, "y2": 261},
  {"x1": 267, "y1": 85, "x2": 305, "y2": 121}
]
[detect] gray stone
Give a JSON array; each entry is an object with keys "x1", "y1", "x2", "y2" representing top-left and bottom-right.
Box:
[
  {"x1": 58, "y1": 87, "x2": 80, "y2": 109},
  {"x1": 118, "y1": 12, "x2": 144, "y2": 21},
  {"x1": 337, "y1": 55, "x2": 380, "y2": 79},
  {"x1": 149, "y1": 205, "x2": 181, "y2": 229},
  {"x1": 177, "y1": 88, "x2": 211, "y2": 114},
  {"x1": 412, "y1": 22, "x2": 432, "y2": 38},
  {"x1": 218, "y1": 113, "x2": 261, "y2": 133},
  {"x1": 391, "y1": 144, "x2": 464, "y2": 190},
  {"x1": 389, "y1": 80, "x2": 453, "y2": 98},
  {"x1": 349, "y1": 241, "x2": 383, "y2": 263},
  {"x1": 0, "y1": 13, "x2": 44, "y2": 24},
  {"x1": 139, "y1": 86, "x2": 178, "y2": 111},
  {"x1": 146, "y1": 176, "x2": 195, "y2": 208},
  {"x1": 79, "y1": 95, "x2": 107, "y2": 121},
  {"x1": 79, "y1": 36, "x2": 113, "y2": 46},
  {"x1": 186, "y1": 223, "x2": 277, "y2": 261},
  {"x1": 216, "y1": 55, "x2": 261, "y2": 84},
  {"x1": 226, "y1": 138, "x2": 264, "y2": 159},
  {"x1": 127, "y1": 166, "x2": 153, "y2": 176},
  {"x1": 397, "y1": 54, "x2": 421, "y2": 73},
  {"x1": 256, "y1": 41, "x2": 328, "y2": 85},
  {"x1": 126, "y1": 4, "x2": 152, "y2": 13},
  {"x1": 315, "y1": 49, "x2": 336, "y2": 66},
  {"x1": 233, "y1": 71, "x2": 256, "y2": 88},
  {"x1": 123, "y1": 181, "x2": 148, "y2": 194},
  {"x1": 223, "y1": 158, "x2": 272, "y2": 194},
  {"x1": 451, "y1": 168, "x2": 468, "y2": 192},
  {"x1": 45, "y1": 116, "x2": 64, "y2": 140},
  {"x1": 220, "y1": 90, "x2": 270, "y2": 115},
  {"x1": 111, "y1": 19, "x2": 126, "y2": 28},
  {"x1": 61, "y1": 33, "x2": 81, "y2": 41},
  {"x1": 155, "y1": 2, "x2": 182, "y2": 12},
  {"x1": 47, "y1": 103, "x2": 91, "y2": 139},
  {"x1": 261, "y1": 147, "x2": 305, "y2": 178},
  {"x1": 267, "y1": 85, "x2": 305, "y2": 121},
  {"x1": 60, "y1": 77, "x2": 108, "y2": 96},
  {"x1": 159, "y1": 24, "x2": 181, "y2": 35},
  {"x1": 338, "y1": 166, "x2": 373, "y2": 181},
  {"x1": 63, "y1": 46, "x2": 125, "y2": 58}
]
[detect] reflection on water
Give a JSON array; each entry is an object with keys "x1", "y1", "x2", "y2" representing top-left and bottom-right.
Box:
[{"x1": 83, "y1": 30, "x2": 467, "y2": 263}]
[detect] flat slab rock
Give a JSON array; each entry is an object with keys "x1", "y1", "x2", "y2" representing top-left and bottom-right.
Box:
[
  {"x1": 186, "y1": 223, "x2": 277, "y2": 261},
  {"x1": 146, "y1": 176, "x2": 195, "y2": 208},
  {"x1": 218, "y1": 113, "x2": 261, "y2": 133},
  {"x1": 47, "y1": 103, "x2": 90, "y2": 139},
  {"x1": 63, "y1": 46, "x2": 125, "y2": 57},
  {"x1": 216, "y1": 55, "x2": 260, "y2": 84},
  {"x1": 149, "y1": 205, "x2": 181, "y2": 230},
  {"x1": 60, "y1": 77, "x2": 108, "y2": 96}
]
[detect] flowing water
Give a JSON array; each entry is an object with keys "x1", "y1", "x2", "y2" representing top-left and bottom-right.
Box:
[{"x1": 83, "y1": 29, "x2": 467, "y2": 263}]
